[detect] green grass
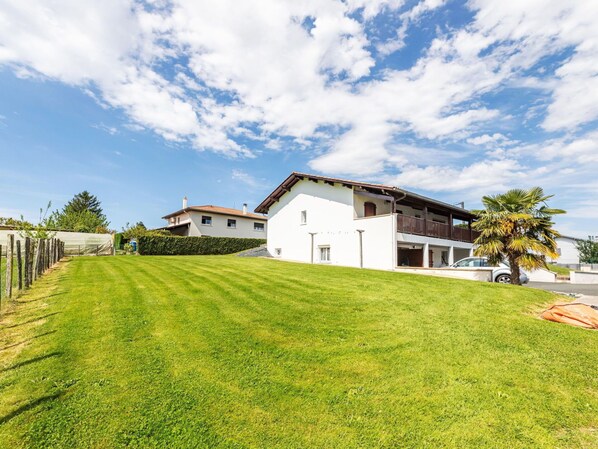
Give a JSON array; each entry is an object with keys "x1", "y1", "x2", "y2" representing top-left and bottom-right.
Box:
[
  {"x1": 547, "y1": 264, "x2": 572, "y2": 276},
  {"x1": 0, "y1": 256, "x2": 596, "y2": 448}
]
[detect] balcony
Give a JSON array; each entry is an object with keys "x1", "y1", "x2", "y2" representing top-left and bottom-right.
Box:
[{"x1": 396, "y1": 215, "x2": 479, "y2": 243}]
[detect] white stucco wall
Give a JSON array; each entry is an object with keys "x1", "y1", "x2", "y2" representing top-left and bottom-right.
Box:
[
  {"x1": 571, "y1": 271, "x2": 598, "y2": 284},
  {"x1": 551, "y1": 237, "x2": 580, "y2": 265},
  {"x1": 525, "y1": 268, "x2": 557, "y2": 282},
  {"x1": 185, "y1": 212, "x2": 266, "y2": 238}
]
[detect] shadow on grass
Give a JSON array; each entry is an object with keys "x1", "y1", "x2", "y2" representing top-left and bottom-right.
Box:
[
  {"x1": 0, "y1": 391, "x2": 64, "y2": 425},
  {"x1": 3, "y1": 312, "x2": 61, "y2": 329},
  {"x1": 0, "y1": 330, "x2": 57, "y2": 352},
  {"x1": 1, "y1": 351, "x2": 62, "y2": 373}
]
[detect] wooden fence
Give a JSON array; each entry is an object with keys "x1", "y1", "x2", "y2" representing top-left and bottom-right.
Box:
[{"x1": 0, "y1": 234, "x2": 64, "y2": 311}]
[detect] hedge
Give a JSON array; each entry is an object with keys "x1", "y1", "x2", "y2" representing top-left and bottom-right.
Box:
[{"x1": 137, "y1": 235, "x2": 266, "y2": 256}]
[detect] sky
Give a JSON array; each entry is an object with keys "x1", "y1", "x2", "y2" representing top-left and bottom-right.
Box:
[{"x1": 0, "y1": 0, "x2": 597, "y2": 237}]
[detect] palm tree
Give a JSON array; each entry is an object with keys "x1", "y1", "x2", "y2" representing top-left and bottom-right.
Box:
[{"x1": 472, "y1": 187, "x2": 565, "y2": 285}]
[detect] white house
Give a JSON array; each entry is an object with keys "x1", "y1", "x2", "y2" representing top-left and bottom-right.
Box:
[
  {"x1": 162, "y1": 198, "x2": 267, "y2": 238},
  {"x1": 550, "y1": 236, "x2": 581, "y2": 265},
  {"x1": 255, "y1": 172, "x2": 477, "y2": 271}
]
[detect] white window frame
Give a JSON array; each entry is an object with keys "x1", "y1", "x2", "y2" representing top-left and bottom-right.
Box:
[
  {"x1": 227, "y1": 218, "x2": 236, "y2": 228},
  {"x1": 201, "y1": 215, "x2": 212, "y2": 226},
  {"x1": 319, "y1": 246, "x2": 331, "y2": 263},
  {"x1": 254, "y1": 222, "x2": 265, "y2": 232},
  {"x1": 300, "y1": 210, "x2": 307, "y2": 225}
]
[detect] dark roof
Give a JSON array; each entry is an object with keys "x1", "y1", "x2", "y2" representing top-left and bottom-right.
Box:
[
  {"x1": 162, "y1": 205, "x2": 267, "y2": 221},
  {"x1": 254, "y1": 172, "x2": 476, "y2": 220}
]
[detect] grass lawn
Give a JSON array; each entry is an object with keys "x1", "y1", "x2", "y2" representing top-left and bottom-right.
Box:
[
  {"x1": 548, "y1": 264, "x2": 573, "y2": 276},
  {"x1": 0, "y1": 256, "x2": 596, "y2": 448}
]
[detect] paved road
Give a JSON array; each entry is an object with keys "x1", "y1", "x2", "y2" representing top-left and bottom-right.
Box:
[{"x1": 525, "y1": 282, "x2": 598, "y2": 306}]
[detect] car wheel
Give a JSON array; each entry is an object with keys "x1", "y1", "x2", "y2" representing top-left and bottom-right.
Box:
[{"x1": 495, "y1": 274, "x2": 511, "y2": 284}]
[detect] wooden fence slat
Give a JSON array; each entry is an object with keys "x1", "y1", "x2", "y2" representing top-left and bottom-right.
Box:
[
  {"x1": 0, "y1": 244, "x2": 2, "y2": 304},
  {"x1": 5, "y1": 234, "x2": 14, "y2": 299},
  {"x1": 24, "y1": 237, "x2": 31, "y2": 288},
  {"x1": 17, "y1": 240, "x2": 23, "y2": 290}
]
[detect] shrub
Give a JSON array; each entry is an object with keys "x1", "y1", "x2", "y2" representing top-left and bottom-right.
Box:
[{"x1": 138, "y1": 235, "x2": 266, "y2": 256}]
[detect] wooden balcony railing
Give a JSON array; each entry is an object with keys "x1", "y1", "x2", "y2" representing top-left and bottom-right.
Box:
[{"x1": 396, "y1": 215, "x2": 479, "y2": 243}]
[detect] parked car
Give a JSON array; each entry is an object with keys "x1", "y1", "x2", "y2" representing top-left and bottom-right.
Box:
[{"x1": 450, "y1": 257, "x2": 529, "y2": 284}]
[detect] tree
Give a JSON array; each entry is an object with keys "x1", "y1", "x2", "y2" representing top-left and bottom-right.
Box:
[
  {"x1": 472, "y1": 187, "x2": 565, "y2": 285},
  {"x1": 49, "y1": 191, "x2": 110, "y2": 233},
  {"x1": 121, "y1": 222, "x2": 170, "y2": 240},
  {"x1": 576, "y1": 239, "x2": 598, "y2": 263}
]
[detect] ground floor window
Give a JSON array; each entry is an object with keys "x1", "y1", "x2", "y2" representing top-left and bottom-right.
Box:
[
  {"x1": 254, "y1": 222, "x2": 265, "y2": 231},
  {"x1": 319, "y1": 246, "x2": 331, "y2": 263}
]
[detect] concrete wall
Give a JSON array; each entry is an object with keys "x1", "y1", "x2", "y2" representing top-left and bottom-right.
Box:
[
  {"x1": 526, "y1": 268, "x2": 557, "y2": 283},
  {"x1": 394, "y1": 267, "x2": 493, "y2": 282},
  {"x1": 185, "y1": 212, "x2": 266, "y2": 239},
  {"x1": 571, "y1": 271, "x2": 598, "y2": 284}
]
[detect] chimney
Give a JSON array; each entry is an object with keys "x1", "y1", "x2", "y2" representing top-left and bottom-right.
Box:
[
  {"x1": 242, "y1": 203, "x2": 248, "y2": 215},
  {"x1": 183, "y1": 196, "x2": 188, "y2": 209}
]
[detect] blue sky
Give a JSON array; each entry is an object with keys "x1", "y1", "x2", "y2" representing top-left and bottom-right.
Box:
[{"x1": 0, "y1": 0, "x2": 597, "y2": 236}]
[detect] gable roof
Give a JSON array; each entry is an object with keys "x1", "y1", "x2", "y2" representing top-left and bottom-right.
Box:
[
  {"x1": 162, "y1": 205, "x2": 266, "y2": 221},
  {"x1": 254, "y1": 172, "x2": 476, "y2": 220}
]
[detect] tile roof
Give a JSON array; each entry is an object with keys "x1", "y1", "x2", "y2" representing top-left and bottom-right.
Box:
[{"x1": 162, "y1": 205, "x2": 267, "y2": 220}]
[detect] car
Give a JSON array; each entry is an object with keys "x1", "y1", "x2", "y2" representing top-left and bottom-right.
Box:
[{"x1": 450, "y1": 257, "x2": 529, "y2": 284}]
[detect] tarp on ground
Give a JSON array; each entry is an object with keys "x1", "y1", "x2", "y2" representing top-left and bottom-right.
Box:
[{"x1": 541, "y1": 303, "x2": 598, "y2": 329}]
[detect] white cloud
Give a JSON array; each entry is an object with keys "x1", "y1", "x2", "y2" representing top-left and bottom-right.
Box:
[
  {"x1": 466, "y1": 133, "x2": 508, "y2": 146},
  {"x1": 231, "y1": 169, "x2": 263, "y2": 190},
  {"x1": 387, "y1": 158, "x2": 526, "y2": 192},
  {"x1": 0, "y1": 0, "x2": 596, "y2": 191}
]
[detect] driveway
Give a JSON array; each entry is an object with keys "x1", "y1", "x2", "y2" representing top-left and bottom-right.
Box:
[{"x1": 525, "y1": 282, "x2": 598, "y2": 306}]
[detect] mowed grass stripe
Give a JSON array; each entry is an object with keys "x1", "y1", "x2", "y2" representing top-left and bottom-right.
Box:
[{"x1": 0, "y1": 256, "x2": 596, "y2": 449}]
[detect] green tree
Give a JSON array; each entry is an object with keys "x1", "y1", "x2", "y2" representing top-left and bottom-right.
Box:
[
  {"x1": 49, "y1": 191, "x2": 110, "y2": 233},
  {"x1": 472, "y1": 187, "x2": 565, "y2": 285},
  {"x1": 121, "y1": 222, "x2": 169, "y2": 240},
  {"x1": 576, "y1": 238, "x2": 598, "y2": 263}
]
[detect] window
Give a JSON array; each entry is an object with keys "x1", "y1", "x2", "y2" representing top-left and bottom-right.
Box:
[
  {"x1": 201, "y1": 215, "x2": 212, "y2": 225},
  {"x1": 364, "y1": 202, "x2": 377, "y2": 217},
  {"x1": 227, "y1": 219, "x2": 236, "y2": 228},
  {"x1": 300, "y1": 210, "x2": 307, "y2": 224},
  {"x1": 319, "y1": 246, "x2": 331, "y2": 263},
  {"x1": 254, "y1": 222, "x2": 265, "y2": 232},
  {"x1": 177, "y1": 217, "x2": 180, "y2": 224}
]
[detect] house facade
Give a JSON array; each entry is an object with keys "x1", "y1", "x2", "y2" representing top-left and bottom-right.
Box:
[
  {"x1": 255, "y1": 172, "x2": 478, "y2": 271},
  {"x1": 162, "y1": 199, "x2": 267, "y2": 238},
  {"x1": 550, "y1": 236, "x2": 581, "y2": 265}
]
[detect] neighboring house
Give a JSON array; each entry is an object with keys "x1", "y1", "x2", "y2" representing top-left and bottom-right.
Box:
[
  {"x1": 162, "y1": 198, "x2": 267, "y2": 238},
  {"x1": 255, "y1": 172, "x2": 478, "y2": 271},
  {"x1": 550, "y1": 236, "x2": 581, "y2": 265}
]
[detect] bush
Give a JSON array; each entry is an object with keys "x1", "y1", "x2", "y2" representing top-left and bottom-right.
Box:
[{"x1": 138, "y1": 235, "x2": 266, "y2": 256}]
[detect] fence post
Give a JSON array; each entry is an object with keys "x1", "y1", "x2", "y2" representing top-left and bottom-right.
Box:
[
  {"x1": 45, "y1": 240, "x2": 50, "y2": 271},
  {"x1": 24, "y1": 238, "x2": 31, "y2": 288},
  {"x1": 17, "y1": 240, "x2": 23, "y2": 291},
  {"x1": 6, "y1": 234, "x2": 14, "y2": 299}
]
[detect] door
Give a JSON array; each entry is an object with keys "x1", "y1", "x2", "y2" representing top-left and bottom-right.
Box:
[{"x1": 364, "y1": 202, "x2": 377, "y2": 217}]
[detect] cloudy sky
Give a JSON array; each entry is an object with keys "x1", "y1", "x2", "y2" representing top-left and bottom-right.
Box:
[{"x1": 0, "y1": 0, "x2": 596, "y2": 236}]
